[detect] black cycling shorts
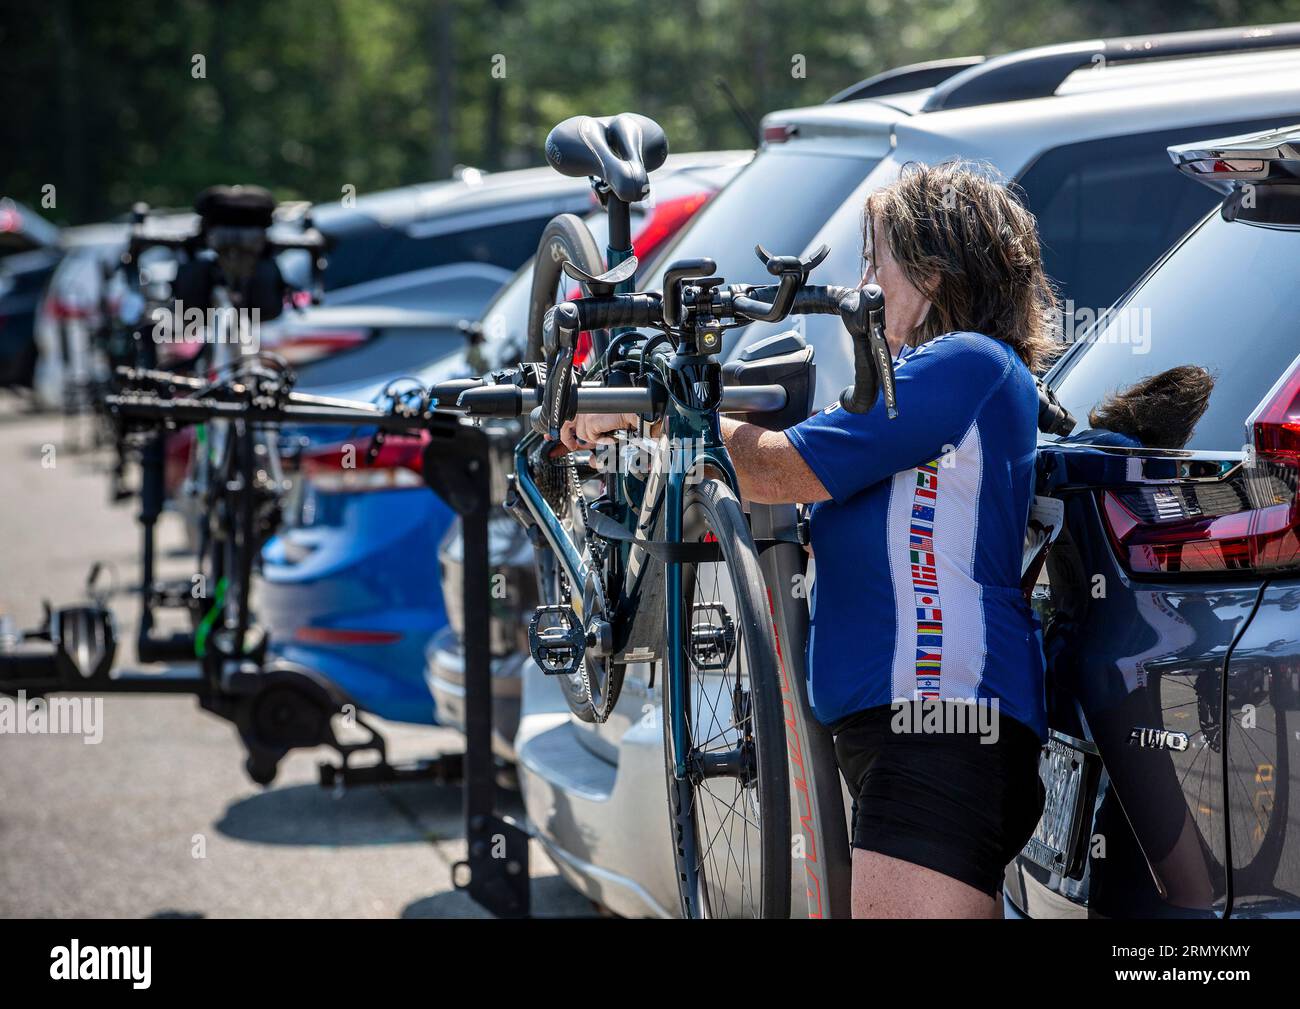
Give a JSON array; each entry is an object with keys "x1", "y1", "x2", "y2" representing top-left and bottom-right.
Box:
[{"x1": 831, "y1": 702, "x2": 1046, "y2": 898}]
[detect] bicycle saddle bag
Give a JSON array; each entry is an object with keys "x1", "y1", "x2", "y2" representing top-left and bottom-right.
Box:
[
  {"x1": 194, "y1": 184, "x2": 276, "y2": 229},
  {"x1": 545, "y1": 113, "x2": 668, "y2": 203},
  {"x1": 721, "y1": 330, "x2": 816, "y2": 431}
]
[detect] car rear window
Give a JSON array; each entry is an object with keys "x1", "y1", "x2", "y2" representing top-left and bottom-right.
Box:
[
  {"x1": 1017, "y1": 117, "x2": 1295, "y2": 322},
  {"x1": 319, "y1": 215, "x2": 560, "y2": 292},
  {"x1": 649, "y1": 148, "x2": 877, "y2": 290},
  {"x1": 293, "y1": 326, "x2": 466, "y2": 387},
  {"x1": 1046, "y1": 210, "x2": 1300, "y2": 452}
]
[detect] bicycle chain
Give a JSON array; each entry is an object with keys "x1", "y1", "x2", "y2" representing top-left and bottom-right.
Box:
[{"x1": 568, "y1": 451, "x2": 620, "y2": 719}]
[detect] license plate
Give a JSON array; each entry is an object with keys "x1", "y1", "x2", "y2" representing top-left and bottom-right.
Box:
[{"x1": 1022, "y1": 732, "x2": 1100, "y2": 880}]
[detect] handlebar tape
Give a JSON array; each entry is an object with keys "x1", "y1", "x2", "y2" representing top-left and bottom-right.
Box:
[{"x1": 457, "y1": 383, "x2": 788, "y2": 419}]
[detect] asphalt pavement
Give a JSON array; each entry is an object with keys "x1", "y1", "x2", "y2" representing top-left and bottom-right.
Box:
[{"x1": 0, "y1": 396, "x2": 594, "y2": 918}]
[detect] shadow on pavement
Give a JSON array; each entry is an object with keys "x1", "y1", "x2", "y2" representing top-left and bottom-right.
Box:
[
  {"x1": 216, "y1": 780, "x2": 462, "y2": 847},
  {"x1": 401, "y1": 874, "x2": 601, "y2": 918}
]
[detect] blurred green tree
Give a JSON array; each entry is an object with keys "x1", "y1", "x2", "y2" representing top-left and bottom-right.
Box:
[{"x1": 1, "y1": 0, "x2": 1297, "y2": 224}]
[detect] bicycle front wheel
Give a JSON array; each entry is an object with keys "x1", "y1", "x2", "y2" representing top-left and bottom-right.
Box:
[{"x1": 663, "y1": 476, "x2": 791, "y2": 918}]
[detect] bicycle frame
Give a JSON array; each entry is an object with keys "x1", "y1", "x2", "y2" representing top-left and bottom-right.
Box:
[{"x1": 512, "y1": 187, "x2": 748, "y2": 774}]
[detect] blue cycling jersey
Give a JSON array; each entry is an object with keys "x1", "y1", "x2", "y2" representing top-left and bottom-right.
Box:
[{"x1": 785, "y1": 331, "x2": 1046, "y2": 739}]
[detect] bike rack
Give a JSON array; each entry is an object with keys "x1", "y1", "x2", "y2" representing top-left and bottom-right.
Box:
[
  {"x1": 420, "y1": 412, "x2": 532, "y2": 918},
  {"x1": 3, "y1": 357, "x2": 534, "y2": 916}
]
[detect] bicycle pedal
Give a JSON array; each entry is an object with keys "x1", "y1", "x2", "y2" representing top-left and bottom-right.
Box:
[
  {"x1": 689, "y1": 603, "x2": 736, "y2": 671},
  {"x1": 528, "y1": 605, "x2": 585, "y2": 676}
]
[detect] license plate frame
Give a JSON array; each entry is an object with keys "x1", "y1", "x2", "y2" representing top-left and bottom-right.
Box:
[{"x1": 1022, "y1": 730, "x2": 1101, "y2": 880}]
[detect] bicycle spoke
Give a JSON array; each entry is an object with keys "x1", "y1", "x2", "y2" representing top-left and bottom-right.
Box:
[{"x1": 673, "y1": 498, "x2": 778, "y2": 919}]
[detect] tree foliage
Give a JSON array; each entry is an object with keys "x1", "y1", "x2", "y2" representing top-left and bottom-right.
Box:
[{"x1": 3, "y1": 0, "x2": 1298, "y2": 223}]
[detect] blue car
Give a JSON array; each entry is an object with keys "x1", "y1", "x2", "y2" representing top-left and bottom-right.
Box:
[
  {"x1": 259, "y1": 308, "x2": 467, "y2": 724},
  {"x1": 258, "y1": 155, "x2": 747, "y2": 725}
]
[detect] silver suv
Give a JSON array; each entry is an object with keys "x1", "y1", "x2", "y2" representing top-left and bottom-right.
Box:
[{"x1": 512, "y1": 24, "x2": 1300, "y2": 917}]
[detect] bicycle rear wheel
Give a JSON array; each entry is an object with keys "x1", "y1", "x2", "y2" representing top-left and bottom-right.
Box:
[
  {"x1": 524, "y1": 213, "x2": 605, "y2": 363},
  {"x1": 523, "y1": 212, "x2": 618, "y2": 721},
  {"x1": 663, "y1": 476, "x2": 791, "y2": 918}
]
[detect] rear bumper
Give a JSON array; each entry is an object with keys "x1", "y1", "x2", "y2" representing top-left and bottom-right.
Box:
[
  {"x1": 272, "y1": 642, "x2": 438, "y2": 725},
  {"x1": 423, "y1": 624, "x2": 524, "y2": 761},
  {"x1": 514, "y1": 659, "x2": 680, "y2": 918},
  {"x1": 258, "y1": 486, "x2": 453, "y2": 725}
]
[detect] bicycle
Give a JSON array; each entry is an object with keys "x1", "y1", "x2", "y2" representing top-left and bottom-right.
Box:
[
  {"x1": 448, "y1": 111, "x2": 896, "y2": 920},
  {"x1": 90, "y1": 188, "x2": 460, "y2": 784},
  {"x1": 102, "y1": 352, "x2": 439, "y2": 783},
  {"x1": 110, "y1": 188, "x2": 328, "y2": 664}
]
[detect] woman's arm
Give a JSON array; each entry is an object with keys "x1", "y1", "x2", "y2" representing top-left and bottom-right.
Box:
[
  {"x1": 560, "y1": 413, "x2": 829, "y2": 505},
  {"x1": 719, "y1": 417, "x2": 829, "y2": 505}
]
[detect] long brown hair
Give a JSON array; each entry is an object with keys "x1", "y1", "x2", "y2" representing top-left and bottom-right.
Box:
[{"x1": 865, "y1": 161, "x2": 1060, "y2": 372}]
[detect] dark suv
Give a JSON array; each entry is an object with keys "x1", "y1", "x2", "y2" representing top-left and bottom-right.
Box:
[{"x1": 1008, "y1": 123, "x2": 1300, "y2": 918}]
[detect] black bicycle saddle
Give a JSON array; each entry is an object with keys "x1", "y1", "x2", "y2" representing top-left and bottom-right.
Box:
[
  {"x1": 545, "y1": 113, "x2": 668, "y2": 203},
  {"x1": 194, "y1": 185, "x2": 276, "y2": 229}
]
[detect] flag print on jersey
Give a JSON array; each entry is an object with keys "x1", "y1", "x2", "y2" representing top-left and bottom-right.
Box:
[
  {"x1": 909, "y1": 461, "x2": 942, "y2": 698},
  {"x1": 782, "y1": 330, "x2": 1048, "y2": 738}
]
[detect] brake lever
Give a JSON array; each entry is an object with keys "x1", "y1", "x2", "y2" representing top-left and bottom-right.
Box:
[
  {"x1": 838, "y1": 284, "x2": 896, "y2": 417},
  {"x1": 536, "y1": 302, "x2": 581, "y2": 439}
]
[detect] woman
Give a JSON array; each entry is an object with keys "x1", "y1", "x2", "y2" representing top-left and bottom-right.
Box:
[{"x1": 560, "y1": 162, "x2": 1058, "y2": 918}]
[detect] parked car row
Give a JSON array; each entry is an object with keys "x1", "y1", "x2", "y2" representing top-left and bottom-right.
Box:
[
  {"x1": 461, "y1": 26, "x2": 1300, "y2": 919},
  {"x1": 256, "y1": 152, "x2": 747, "y2": 727},
  {"x1": 16, "y1": 19, "x2": 1300, "y2": 920}
]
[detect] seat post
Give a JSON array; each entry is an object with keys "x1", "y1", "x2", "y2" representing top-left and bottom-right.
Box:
[{"x1": 607, "y1": 195, "x2": 633, "y2": 278}]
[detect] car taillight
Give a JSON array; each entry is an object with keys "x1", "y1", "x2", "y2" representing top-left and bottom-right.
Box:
[
  {"x1": 266, "y1": 328, "x2": 368, "y2": 366},
  {"x1": 301, "y1": 432, "x2": 428, "y2": 492},
  {"x1": 1180, "y1": 158, "x2": 1268, "y2": 180},
  {"x1": 1101, "y1": 357, "x2": 1300, "y2": 575},
  {"x1": 573, "y1": 189, "x2": 715, "y2": 367},
  {"x1": 633, "y1": 191, "x2": 713, "y2": 262},
  {"x1": 164, "y1": 428, "x2": 196, "y2": 497},
  {"x1": 43, "y1": 296, "x2": 92, "y2": 321},
  {"x1": 294, "y1": 627, "x2": 403, "y2": 645},
  {"x1": 762, "y1": 123, "x2": 797, "y2": 144},
  {"x1": 1250, "y1": 353, "x2": 1300, "y2": 463}
]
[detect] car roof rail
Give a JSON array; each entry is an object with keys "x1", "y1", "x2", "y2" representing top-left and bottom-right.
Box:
[
  {"x1": 921, "y1": 21, "x2": 1300, "y2": 113},
  {"x1": 826, "y1": 56, "x2": 985, "y2": 103}
]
